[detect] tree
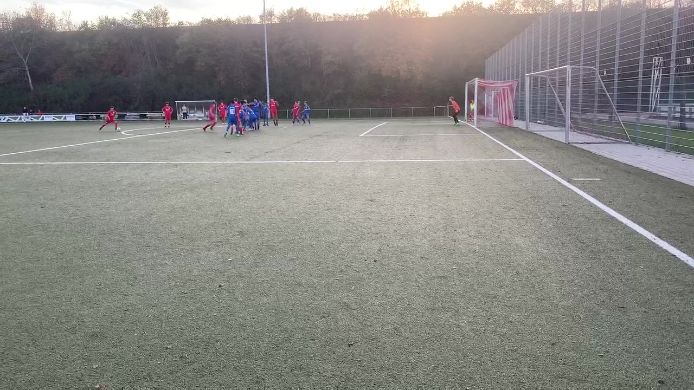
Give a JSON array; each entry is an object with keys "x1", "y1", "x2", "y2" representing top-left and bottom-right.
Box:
[
  {"x1": 57, "y1": 11, "x2": 75, "y2": 31},
  {"x1": 443, "y1": 1, "x2": 491, "y2": 16},
  {"x1": 233, "y1": 16, "x2": 256, "y2": 24},
  {"x1": 369, "y1": 0, "x2": 428, "y2": 18},
  {"x1": 0, "y1": 4, "x2": 56, "y2": 92},
  {"x1": 260, "y1": 8, "x2": 278, "y2": 24},
  {"x1": 491, "y1": 0, "x2": 518, "y2": 14},
  {"x1": 94, "y1": 16, "x2": 128, "y2": 30},
  {"x1": 277, "y1": 8, "x2": 316, "y2": 23},
  {"x1": 131, "y1": 5, "x2": 170, "y2": 28},
  {"x1": 520, "y1": 0, "x2": 556, "y2": 13}
]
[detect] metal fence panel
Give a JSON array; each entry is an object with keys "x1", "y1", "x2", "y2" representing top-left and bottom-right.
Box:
[{"x1": 485, "y1": 0, "x2": 694, "y2": 154}]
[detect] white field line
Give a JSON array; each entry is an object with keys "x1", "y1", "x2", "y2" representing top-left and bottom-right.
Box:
[
  {"x1": 0, "y1": 158, "x2": 525, "y2": 166},
  {"x1": 463, "y1": 122, "x2": 694, "y2": 268},
  {"x1": 120, "y1": 125, "x2": 173, "y2": 135},
  {"x1": 359, "y1": 122, "x2": 388, "y2": 137},
  {"x1": 364, "y1": 133, "x2": 481, "y2": 137},
  {"x1": 0, "y1": 128, "x2": 199, "y2": 158}
]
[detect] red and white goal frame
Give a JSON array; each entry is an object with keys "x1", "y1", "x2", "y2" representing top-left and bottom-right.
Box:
[{"x1": 464, "y1": 78, "x2": 519, "y2": 128}]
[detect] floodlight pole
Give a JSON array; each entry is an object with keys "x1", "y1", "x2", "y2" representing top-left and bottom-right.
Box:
[{"x1": 264, "y1": 0, "x2": 271, "y2": 109}]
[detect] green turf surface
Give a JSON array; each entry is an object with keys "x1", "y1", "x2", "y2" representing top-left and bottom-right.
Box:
[
  {"x1": 625, "y1": 122, "x2": 694, "y2": 155},
  {"x1": 587, "y1": 120, "x2": 694, "y2": 155},
  {"x1": 1, "y1": 119, "x2": 692, "y2": 388}
]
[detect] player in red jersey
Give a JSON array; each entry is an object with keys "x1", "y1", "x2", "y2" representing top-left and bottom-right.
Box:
[
  {"x1": 202, "y1": 102, "x2": 217, "y2": 132},
  {"x1": 449, "y1": 96, "x2": 462, "y2": 125},
  {"x1": 98, "y1": 106, "x2": 119, "y2": 131},
  {"x1": 162, "y1": 102, "x2": 174, "y2": 128},
  {"x1": 234, "y1": 99, "x2": 244, "y2": 135},
  {"x1": 218, "y1": 101, "x2": 227, "y2": 123},
  {"x1": 269, "y1": 98, "x2": 279, "y2": 126},
  {"x1": 291, "y1": 101, "x2": 301, "y2": 125}
]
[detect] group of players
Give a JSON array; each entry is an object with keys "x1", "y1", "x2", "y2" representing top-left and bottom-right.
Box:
[
  {"x1": 98, "y1": 97, "x2": 467, "y2": 132},
  {"x1": 203, "y1": 99, "x2": 312, "y2": 137},
  {"x1": 97, "y1": 99, "x2": 312, "y2": 134}
]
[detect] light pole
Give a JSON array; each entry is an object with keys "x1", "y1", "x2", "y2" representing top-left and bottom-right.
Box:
[{"x1": 264, "y1": 0, "x2": 271, "y2": 110}]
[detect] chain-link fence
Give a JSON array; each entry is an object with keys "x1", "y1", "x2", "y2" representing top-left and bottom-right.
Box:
[{"x1": 485, "y1": 0, "x2": 694, "y2": 154}]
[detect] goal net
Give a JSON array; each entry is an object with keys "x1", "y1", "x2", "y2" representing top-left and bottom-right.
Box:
[
  {"x1": 525, "y1": 66, "x2": 631, "y2": 144},
  {"x1": 464, "y1": 78, "x2": 518, "y2": 127},
  {"x1": 175, "y1": 100, "x2": 216, "y2": 120}
]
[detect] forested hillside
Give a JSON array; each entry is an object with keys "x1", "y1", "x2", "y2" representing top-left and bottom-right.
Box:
[{"x1": 0, "y1": 14, "x2": 535, "y2": 113}]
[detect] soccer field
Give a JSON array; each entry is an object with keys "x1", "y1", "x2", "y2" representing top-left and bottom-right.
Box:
[{"x1": 1, "y1": 119, "x2": 693, "y2": 388}]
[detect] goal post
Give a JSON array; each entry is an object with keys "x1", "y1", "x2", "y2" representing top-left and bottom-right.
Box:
[
  {"x1": 175, "y1": 100, "x2": 216, "y2": 120},
  {"x1": 464, "y1": 78, "x2": 519, "y2": 128},
  {"x1": 525, "y1": 65, "x2": 631, "y2": 144}
]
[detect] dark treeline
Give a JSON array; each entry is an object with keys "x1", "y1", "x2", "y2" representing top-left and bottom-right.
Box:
[{"x1": 0, "y1": 5, "x2": 536, "y2": 113}]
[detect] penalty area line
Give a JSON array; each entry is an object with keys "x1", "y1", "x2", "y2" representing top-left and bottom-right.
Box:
[
  {"x1": 359, "y1": 122, "x2": 388, "y2": 137},
  {"x1": 364, "y1": 133, "x2": 481, "y2": 137},
  {"x1": 463, "y1": 122, "x2": 694, "y2": 268},
  {"x1": 0, "y1": 127, "x2": 200, "y2": 158}
]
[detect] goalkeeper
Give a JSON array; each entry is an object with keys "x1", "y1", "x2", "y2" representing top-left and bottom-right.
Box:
[{"x1": 448, "y1": 96, "x2": 461, "y2": 125}]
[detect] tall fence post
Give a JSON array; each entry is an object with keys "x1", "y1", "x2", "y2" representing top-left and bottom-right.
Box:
[
  {"x1": 566, "y1": 66, "x2": 572, "y2": 143},
  {"x1": 567, "y1": 1, "x2": 573, "y2": 130},
  {"x1": 525, "y1": 74, "x2": 531, "y2": 130},
  {"x1": 546, "y1": 13, "x2": 551, "y2": 120},
  {"x1": 594, "y1": 0, "x2": 602, "y2": 127},
  {"x1": 474, "y1": 78, "x2": 479, "y2": 127},
  {"x1": 666, "y1": 0, "x2": 679, "y2": 151},
  {"x1": 530, "y1": 22, "x2": 535, "y2": 124},
  {"x1": 579, "y1": 0, "x2": 586, "y2": 120},
  {"x1": 613, "y1": 0, "x2": 622, "y2": 124},
  {"x1": 538, "y1": 14, "x2": 543, "y2": 124},
  {"x1": 635, "y1": 0, "x2": 647, "y2": 145}
]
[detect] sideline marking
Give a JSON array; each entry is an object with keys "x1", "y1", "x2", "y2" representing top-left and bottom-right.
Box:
[
  {"x1": 0, "y1": 128, "x2": 199, "y2": 158},
  {"x1": 359, "y1": 122, "x2": 388, "y2": 137},
  {"x1": 0, "y1": 158, "x2": 525, "y2": 166},
  {"x1": 464, "y1": 122, "x2": 693, "y2": 268}
]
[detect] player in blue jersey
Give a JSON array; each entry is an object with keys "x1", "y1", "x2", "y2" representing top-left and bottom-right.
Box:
[
  {"x1": 301, "y1": 101, "x2": 312, "y2": 125},
  {"x1": 261, "y1": 101, "x2": 269, "y2": 126},
  {"x1": 252, "y1": 99, "x2": 261, "y2": 130},
  {"x1": 241, "y1": 101, "x2": 251, "y2": 130},
  {"x1": 224, "y1": 98, "x2": 239, "y2": 137}
]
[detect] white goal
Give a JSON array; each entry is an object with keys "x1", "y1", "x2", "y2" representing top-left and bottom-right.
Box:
[
  {"x1": 525, "y1": 65, "x2": 631, "y2": 144},
  {"x1": 175, "y1": 100, "x2": 216, "y2": 120}
]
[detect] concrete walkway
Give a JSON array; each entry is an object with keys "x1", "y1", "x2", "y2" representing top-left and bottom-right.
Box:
[{"x1": 513, "y1": 120, "x2": 694, "y2": 187}]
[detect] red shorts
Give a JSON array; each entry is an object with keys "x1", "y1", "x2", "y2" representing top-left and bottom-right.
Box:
[
  {"x1": 164, "y1": 115, "x2": 172, "y2": 121},
  {"x1": 105, "y1": 117, "x2": 115, "y2": 124}
]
